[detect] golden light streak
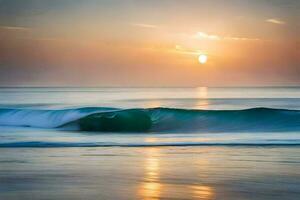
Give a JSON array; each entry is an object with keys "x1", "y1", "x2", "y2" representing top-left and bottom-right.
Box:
[
  {"x1": 190, "y1": 185, "x2": 215, "y2": 199},
  {"x1": 138, "y1": 148, "x2": 162, "y2": 200},
  {"x1": 195, "y1": 86, "x2": 210, "y2": 109}
]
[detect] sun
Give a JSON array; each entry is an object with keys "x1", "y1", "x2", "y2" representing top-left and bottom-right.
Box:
[{"x1": 198, "y1": 54, "x2": 208, "y2": 64}]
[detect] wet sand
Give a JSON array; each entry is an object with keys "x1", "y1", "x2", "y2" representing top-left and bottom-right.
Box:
[{"x1": 0, "y1": 146, "x2": 300, "y2": 200}]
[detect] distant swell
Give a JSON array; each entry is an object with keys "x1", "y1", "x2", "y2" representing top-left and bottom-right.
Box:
[{"x1": 1, "y1": 107, "x2": 300, "y2": 132}]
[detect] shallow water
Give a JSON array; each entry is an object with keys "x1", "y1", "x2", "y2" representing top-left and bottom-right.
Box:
[
  {"x1": 0, "y1": 87, "x2": 300, "y2": 199},
  {"x1": 0, "y1": 147, "x2": 299, "y2": 200}
]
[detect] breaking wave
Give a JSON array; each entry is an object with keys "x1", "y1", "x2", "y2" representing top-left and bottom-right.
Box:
[{"x1": 0, "y1": 107, "x2": 300, "y2": 132}]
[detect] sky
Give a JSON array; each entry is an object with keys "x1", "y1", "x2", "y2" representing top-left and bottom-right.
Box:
[{"x1": 0, "y1": 0, "x2": 299, "y2": 86}]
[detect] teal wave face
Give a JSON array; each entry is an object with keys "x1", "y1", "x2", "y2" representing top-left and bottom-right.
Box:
[
  {"x1": 78, "y1": 109, "x2": 152, "y2": 132},
  {"x1": 149, "y1": 107, "x2": 300, "y2": 132}
]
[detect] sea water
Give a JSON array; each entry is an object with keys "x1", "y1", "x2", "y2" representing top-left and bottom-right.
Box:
[{"x1": 0, "y1": 87, "x2": 299, "y2": 199}]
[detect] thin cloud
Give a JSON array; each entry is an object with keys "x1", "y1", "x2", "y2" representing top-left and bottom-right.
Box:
[
  {"x1": 224, "y1": 36, "x2": 260, "y2": 41},
  {"x1": 194, "y1": 32, "x2": 260, "y2": 41},
  {"x1": 0, "y1": 26, "x2": 31, "y2": 31},
  {"x1": 34, "y1": 38, "x2": 62, "y2": 42},
  {"x1": 130, "y1": 23, "x2": 158, "y2": 29},
  {"x1": 174, "y1": 45, "x2": 202, "y2": 55},
  {"x1": 266, "y1": 18, "x2": 286, "y2": 25},
  {"x1": 194, "y1": 32, "x2": 221, "y2": 40}
]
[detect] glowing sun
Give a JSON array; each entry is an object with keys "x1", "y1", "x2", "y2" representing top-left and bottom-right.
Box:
[{"x1": 198, "y1": 54, "x2": 208, "y2": 64}]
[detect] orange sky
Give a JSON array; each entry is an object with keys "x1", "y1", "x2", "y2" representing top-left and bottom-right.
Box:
[{"x1": 0, "y1": 0, "x2": 299, "y2": 86}]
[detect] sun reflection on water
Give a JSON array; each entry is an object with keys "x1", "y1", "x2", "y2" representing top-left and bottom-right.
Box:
[
  {"x1": 145, "y1": 100, "x2": 162, "y2": 108},
  {"x1": 138, "y1": 148, "x2": 215, "y2": 200},
  {"x1": 196, "y1": 87, "x2": 208, "y2": 98},
  {"x1": 190, "y1": 185, "x2": 215, "y2": 199},
  {"x1": 196, "y1": 87, "x2": 210, "y2": 109},
  {"x1": 138, "y1": 148, "x2": 162, "y2": 200}
]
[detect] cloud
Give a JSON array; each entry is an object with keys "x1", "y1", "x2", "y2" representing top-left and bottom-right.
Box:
[
  {"x1": 130, "y1": 23, "x2": 158, "y2": 29},
  {"x1": 0, "y1": 26, "x2": 31, "y2": 31},
  {"x1": 224, "y1": 36, "x2": 260, "y2": 41},
  {"x1": 194, "y1": 32, "x2": 260, "y2": 41},
  {"x1": 174, "y1": 45, "x2": 202, "y2": 55},
  {"x1": 194, "y1": 32, "x2": 221, "y2": 40},
  {"x1": 266, "y1": 19, "x2": 286, "y2": 25}
]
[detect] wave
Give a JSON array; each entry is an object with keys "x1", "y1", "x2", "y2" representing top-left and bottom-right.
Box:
[{"x1": 0, "y1": 107, "x2": 300, "y2": 133}]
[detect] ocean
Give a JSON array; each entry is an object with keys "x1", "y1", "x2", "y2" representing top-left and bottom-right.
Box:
[{"x1": 0, "y1": 87, "x2": 300, "y2": 199}]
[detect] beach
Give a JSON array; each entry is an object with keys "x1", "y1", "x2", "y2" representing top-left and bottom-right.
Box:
[{"x1": 1, "y1": 146, "x2": 299, "y2": 200}]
